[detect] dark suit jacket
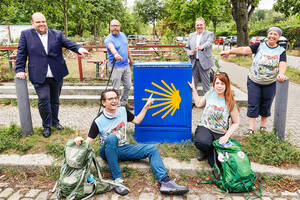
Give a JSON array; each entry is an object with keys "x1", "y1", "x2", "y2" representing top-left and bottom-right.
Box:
[{"x1": 15, "y1": 28, "x2": 81, "y2": 83}]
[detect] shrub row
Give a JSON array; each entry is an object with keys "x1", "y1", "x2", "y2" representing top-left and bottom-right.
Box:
[{"x1": 251, "y1": 27, "x2": 300, "y2": 48}]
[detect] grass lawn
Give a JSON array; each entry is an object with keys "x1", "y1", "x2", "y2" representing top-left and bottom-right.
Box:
[{"x1": 0, "y1": 124, "x2": 299, "y2": 168}]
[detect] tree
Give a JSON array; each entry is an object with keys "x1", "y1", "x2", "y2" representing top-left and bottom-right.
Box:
[
  {"x1": 209, "y1": 0, "x2": 231, "y2": 38},
  {"x1": 50, "y1": 0, "x2": 71, "y2": 37},
  {"x1": 134, "y1": 0, "x2": 165, "y2": 36},
  {"x1": 274, "y1": 0, "x2": 300, "y2": 17},
  {"x1": 230, "y1": 0, "x2": 259, "y2": 46}
]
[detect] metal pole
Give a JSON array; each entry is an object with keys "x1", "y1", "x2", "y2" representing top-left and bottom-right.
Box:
[
  {"x1": 96, "y1": 62, "x2": 100, "y2": 78},
  {"x1": 273, "y1": 79, "x2": 289, "y2": 140},
  {"x1": 15, "y1": 77, "x2": 33, "y2": 136},
  {"x1": 7, "y1": 50, "x2": 12, "y2": 72}
]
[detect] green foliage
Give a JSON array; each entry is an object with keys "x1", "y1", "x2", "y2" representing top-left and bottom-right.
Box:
[
  {"x1": 161, "y1": 28, "x2": 175, "y2": 44},
  {"x1": 252, "y1": 26, "x2": 300, "y2": 48},
  {"x1": 0, "y1": 124, "x2": 33, "y2": 153},
  {"x1": 242, "y1": 132, "x2": 300, "y2": 166},
  {"x1": 157, "y1": 142, "x2": 198, "y2": 161},
  {"x1": 134, "y1": 0, "x2": 165, "y2": 35},
  {"x1": 274, "y1": 0, "x2": 300, "y2": 17},
  {"x1": 46, "y1": 143, "x2": 65, "y2": 158}
]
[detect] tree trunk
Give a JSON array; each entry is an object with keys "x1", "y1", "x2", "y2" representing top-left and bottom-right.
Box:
[
  {"x1": 64, "y1": 12, "x2": 68, "y2": 37},
  {"x1": 7, "y1": 25, "x2": 12, "y2": 44},
  {"x1": 61, "y1": 0, "x2": 68, "y2": 37},
  {"x1": 93, "y1": 17, "x2": 96, "y2": 41},
  {"x1": 213, "y1": 21, "x2": 217, "y2": 40},
  {"x1": 231, "y1": 0, "x2": 256, "y2": 47}
]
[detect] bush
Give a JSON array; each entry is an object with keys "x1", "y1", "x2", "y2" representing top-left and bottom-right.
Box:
[
  {"x1": 252, "y1": 27, "x2": 300, "y2": 48},
  {"x1": 216, "y1": 31, "x2": 230, "y2": 37}
]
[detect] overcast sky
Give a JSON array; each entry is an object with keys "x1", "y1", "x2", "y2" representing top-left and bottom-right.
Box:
[{"x1": 258, "y1": 0, "x2": 275, "y2": 10}]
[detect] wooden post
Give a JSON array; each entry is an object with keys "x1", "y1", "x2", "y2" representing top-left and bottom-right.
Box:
[
  {"x1": 273, "y1": 79, "x2": 289, "y2": 140},
  {"x1": 77, "y1": 54, "x2": 83, "y2": 82}
]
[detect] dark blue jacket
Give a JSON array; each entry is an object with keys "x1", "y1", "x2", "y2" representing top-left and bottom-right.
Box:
[{"x1": 15, "y1": 28, "x2": 81, "y2": 83}]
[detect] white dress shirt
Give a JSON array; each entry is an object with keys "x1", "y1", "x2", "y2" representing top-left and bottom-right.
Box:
[
  {"x1": 196, "y1": 33, "x2": 202, "y2": 59},
  {"x1": 37, "y1": 31, "x2": 54, "y2": 78}
]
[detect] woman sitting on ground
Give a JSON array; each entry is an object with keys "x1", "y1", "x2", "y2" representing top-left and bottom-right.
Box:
[{"x1": 188, "y1": 72, "x2": 240, "y2": 167}]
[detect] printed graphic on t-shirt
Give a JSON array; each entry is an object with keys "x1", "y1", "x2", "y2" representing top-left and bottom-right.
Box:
[
  {"x1": 202, "y1": 104, "x2": 228, "y2": 129},
  {"x1": 249, "y1": 42, "x2": 285, "y2": 84},
  {"x1": 253, "y1": 53, "x2": 279, "y2": 77},
  {"x1": 110, "y1": 121, "x2": 127, "y2": 144}
]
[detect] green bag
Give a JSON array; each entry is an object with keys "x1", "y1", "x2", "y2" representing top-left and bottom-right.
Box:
[
  {"x1": 209, "y1": 138, "x2": 262, "y2": 198},
  {"x1": 54, "y1": 140, "x2": 120, "y2": 200}
]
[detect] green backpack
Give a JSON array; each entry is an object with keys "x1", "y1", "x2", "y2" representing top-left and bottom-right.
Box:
[
  {"x1": 54, "y1": 140, "x2": 125, "y2": 200},
  {"x1": 209, "y1": 138, "x2": 261, "y2": 198}
]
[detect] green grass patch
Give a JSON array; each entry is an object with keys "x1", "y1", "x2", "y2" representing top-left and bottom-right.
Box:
[
  {"x1": 157, "y1": 142, "x2": 198, "y2": 162},
  {"x1": 0, "y1": 99, "x2": 17, "y2": 106},
  {"x1": 285, "y1": 67, "x2": 300, "y2": 84},
  {"x1": 287, "y1": 49, "x2": 300, "y2": 57},
  {"x1": 1, "y1": 124, "x2": 300, "y2": 167},
  {"x1": 0, "y1": 124, "x2": 77, "y2": 157},
  {"x1": 123, "y1": 130, "x2": 198, "y2": 161},
  {"x1": 242, "y1": 131, "x2": 300, "y2": 167},
  {"x1": 46, "y1": 143, "x2": 65, "y2": 159},
  {"x1": 0, "y1": 124, "x2": 33, "y2": 153}
]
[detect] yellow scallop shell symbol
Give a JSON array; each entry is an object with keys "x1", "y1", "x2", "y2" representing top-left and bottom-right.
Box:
[{"x1": 142, "y1": 80, "x2": 181, "y2": 119}]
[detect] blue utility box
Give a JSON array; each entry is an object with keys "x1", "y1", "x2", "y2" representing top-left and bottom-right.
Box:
[{"x1": 133, "y1": 62, "x2": 192, "y2": 143}]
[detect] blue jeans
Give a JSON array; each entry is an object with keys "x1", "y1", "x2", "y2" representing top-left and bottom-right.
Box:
[{"x1": 100, "y1": 134, "x2": 168, "y2": 182}]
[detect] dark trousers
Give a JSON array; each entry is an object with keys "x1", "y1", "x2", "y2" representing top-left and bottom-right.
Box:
[
  {"x1": 247, "y1": 77, "x2": 276, "y2": 118},
  {"x1": 194, "y1": 125, "x2": 223, "y2": 167},
  {"x1": 33, "y1": 78, "x2": 63, "y2": 128}
]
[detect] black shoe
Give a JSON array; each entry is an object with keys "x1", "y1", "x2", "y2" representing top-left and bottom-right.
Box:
[
  {"x1": 197, "y1": 150, "x2": 207, "y2": 161},
  {"x1": 114, "y1": 186, "x2": 129, "y2": 196},
  {"x1": 53, "y1": 123, "x2": 64, "y2": 130},
  {"x1": 160, "y1": 180, "x2": 189, "y2": 195},
  {"x1": 43, "y1": 127, "x2": 51, "y2": 138}
]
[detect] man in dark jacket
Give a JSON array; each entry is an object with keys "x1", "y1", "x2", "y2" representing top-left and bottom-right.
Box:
[{"x1": 15, "y1": 12, "x2": 88, "y2": 137}]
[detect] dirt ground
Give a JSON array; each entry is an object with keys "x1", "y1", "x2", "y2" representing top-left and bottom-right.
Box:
[{"x1": 0, "y1": 167, "x2": 299, "y2": 196}]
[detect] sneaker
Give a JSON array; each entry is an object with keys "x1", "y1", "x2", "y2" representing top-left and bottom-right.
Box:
[
  {"x1": 260, "y1": 126, "x2": 267, "y2": 132},
  {"x1": 160, "y1": 180, "x2": 189, "y2": 195},
  {"x1": 246, "y1": 129, "x2": 255, "y2": 135},
  {"x1": 197, "y1": 150, "x2": 207, "y2": 161},
  {"x1": 113, "y1": 178, "x2": 129, "y2": 196}
]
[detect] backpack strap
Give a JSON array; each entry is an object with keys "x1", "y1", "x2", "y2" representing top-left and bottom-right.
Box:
[
  {"x1": 66, "y1": 167, "x2": 88, "y2": 200},
  {"x1": 81, "y1": 181, "x2": 97, "y2": 200},
  {"x1": 91, "y1": 150, "x2": 130, "y2": 191}
]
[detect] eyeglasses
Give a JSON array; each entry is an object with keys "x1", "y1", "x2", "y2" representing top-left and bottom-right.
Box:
[
  {"x1": 216, "y1": 71, "x2": 228, "y2": 77},
  {"x1": 104, "y1": 97, "x2": 119, "y2": 101}
]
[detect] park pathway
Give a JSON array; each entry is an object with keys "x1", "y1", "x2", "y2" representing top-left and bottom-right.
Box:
[{"x1": 218, "y1": 59, "x2": 300, "y2": 147}]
